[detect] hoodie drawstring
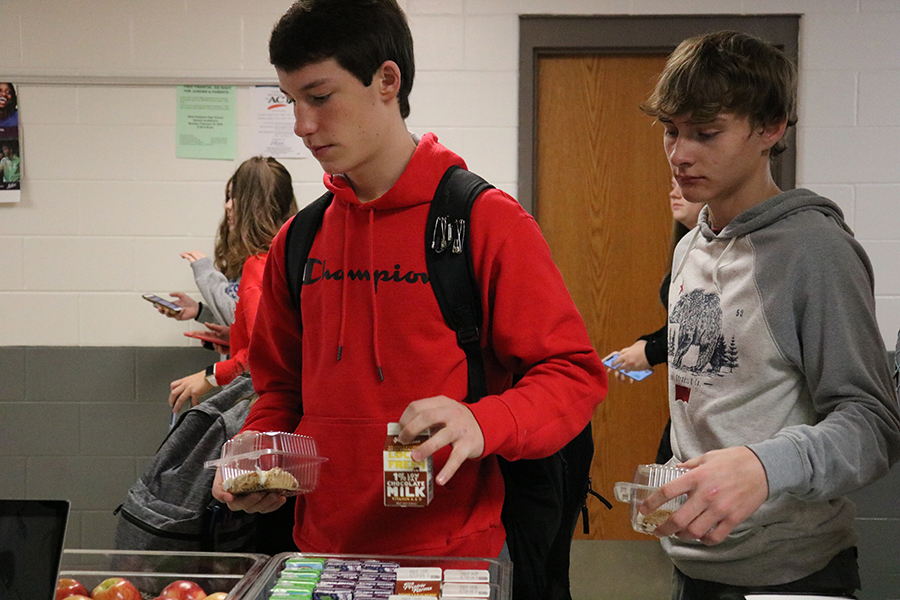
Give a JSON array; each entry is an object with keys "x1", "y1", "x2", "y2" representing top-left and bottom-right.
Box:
[
  {"x1": 673, "y1": 227, "x2": 702, "y2": 281},
  {"x1": 335, "y1": 202, "x2": 384, "y2": 382},
  {"x1": 673, "y1": 226, "x2": 737, "y2": 294},
  {"x1": 337, "y1": 207, "x2": 350, "y2": 361},
  {"x1": 369, "y1": 209, "x2": 384, "y2": 381},
  {"x1": 711, "y1": 236, "x2": 737, "y2": 293}
]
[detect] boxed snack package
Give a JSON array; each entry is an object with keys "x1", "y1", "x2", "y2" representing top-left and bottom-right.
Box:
[
  {"x1": 384, "y1": 422, "x2": 434, "y2": 507},
  {"x1": 442, "y1": 570, "x2": 490, "y2": 584},
  {"x1": 394, "y1": 566, "x2": 442, "y2": 596},
  {"x1": 441, "y1": 582, "x2": 491, "y2": 598}
]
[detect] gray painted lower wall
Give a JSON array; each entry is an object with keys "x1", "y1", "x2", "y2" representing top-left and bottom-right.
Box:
[
  {"x1": 1, "y1": 346, "x2": 898, "y2": 599},
  {"x1": 0, "y1": 346, "x2": 214, "y2": 549}
]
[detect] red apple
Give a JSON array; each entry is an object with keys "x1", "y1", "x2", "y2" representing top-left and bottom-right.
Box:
[
  {"x1": 159, "y1": 580, "x2": 207, "y2": 600},
  {"x1": 56, "y1": 578, "x2": 89, "y2": 600},
  {"x1": 91, "y1": 577, "x2": 142, "y2": 600},
  {"x1": 61, "y1": 596, "x2": 92, "y2": 600},
  {"x1": 202, "y1": 594, "x2": 228, "y2": 600}
]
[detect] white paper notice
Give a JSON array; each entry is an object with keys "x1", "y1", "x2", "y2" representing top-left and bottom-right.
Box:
[{"x1": 250, "y1": 86, "x2": 309, "y2": 159}]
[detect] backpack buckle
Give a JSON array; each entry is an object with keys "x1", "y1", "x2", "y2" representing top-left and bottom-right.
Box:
[{"x1": 457, "y1": 325, "x2": 480, "y2": 345}]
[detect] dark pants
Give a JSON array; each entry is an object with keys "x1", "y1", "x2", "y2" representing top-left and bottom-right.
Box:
[
  {"x1": 254, "y1": 496, "x2": 298, "y2": 555},
  {"x1": 671, "y1": 546, "x2": 860, "y2": 600}
]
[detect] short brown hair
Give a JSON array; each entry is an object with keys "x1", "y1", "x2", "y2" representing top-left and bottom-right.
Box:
[
  {"x1": 641, "y1": 30, "x2": 797, "y2": 156},
  {"x1": 270, "y1": 0, "x2": 415, "y2": 119}
]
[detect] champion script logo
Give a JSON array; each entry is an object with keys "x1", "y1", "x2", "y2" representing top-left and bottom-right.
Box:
[{"x1": 303, "y1": 258, "x2": 429, "y2": 292}]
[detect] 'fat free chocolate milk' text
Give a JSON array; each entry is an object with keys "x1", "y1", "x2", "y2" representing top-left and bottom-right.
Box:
[{"x1": 384, "y1": 422, "x2": 434, "y2": 507}]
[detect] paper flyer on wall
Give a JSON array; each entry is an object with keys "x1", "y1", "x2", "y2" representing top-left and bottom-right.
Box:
[
  {"x1": 176, "y1": 85, "x2": 236, "y2": 160},
  {"x1": 0, "y1": 82, "x2": 21, "y2": 203},
  {"x1": 250, "y1": 85, "x2": 309, "y2": 159}
]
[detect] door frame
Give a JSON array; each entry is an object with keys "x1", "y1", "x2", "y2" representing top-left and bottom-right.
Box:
[{"x1": 518, "y1": 14, "x2": 800, "y2": 215}]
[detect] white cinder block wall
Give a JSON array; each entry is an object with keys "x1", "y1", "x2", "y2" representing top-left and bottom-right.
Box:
[{"x1": 0, "y1": 0, "x2": 899, "y2": 349}]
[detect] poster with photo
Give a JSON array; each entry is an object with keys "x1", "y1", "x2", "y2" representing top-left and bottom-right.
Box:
[{"x1": 0, "y1": 82, "x2": 21, "y2": 203}]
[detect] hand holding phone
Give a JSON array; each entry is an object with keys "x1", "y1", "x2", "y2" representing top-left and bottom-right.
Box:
[
  {"x1": 184, "y1": 330, "x2": 230, "y2": 348},
  {"x1": 142, "y1": 293, "x2": 183, "y2": 315},
  {"x1": 602, "y1": 353, "x2": 653, "y2": 381}
]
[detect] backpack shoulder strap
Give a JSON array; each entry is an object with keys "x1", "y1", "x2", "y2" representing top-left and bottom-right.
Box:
[
  {"x1": 285, "y1": 191, "x2": 334, "y2": 315},
  {"x1": 425, "y1": 165, "x2": 494, "y2": 403}
]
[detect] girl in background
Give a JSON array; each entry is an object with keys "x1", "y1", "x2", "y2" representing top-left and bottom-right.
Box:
[
  {"x1": 168, "y1": 156, "x2": 297, "y2": 412},
  {"x1": 603, "y1": 177, "x2": 702, "y2": 462}
]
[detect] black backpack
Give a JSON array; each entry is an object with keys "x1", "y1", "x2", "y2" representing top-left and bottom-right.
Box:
[
  {"x1": 114, "y1": 376, "x2": 259, "y2": 552},
  {"x1": 284, "y1": 165, "x2": 610, "y2": 600},
  {"x1": 894, "y1": 330, "x2": 899, "y2": 395}
]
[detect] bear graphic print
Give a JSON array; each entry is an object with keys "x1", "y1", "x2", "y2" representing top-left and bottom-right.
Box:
[{"x1": 668, "y1": 288, "x2": 738, "y2": 376}]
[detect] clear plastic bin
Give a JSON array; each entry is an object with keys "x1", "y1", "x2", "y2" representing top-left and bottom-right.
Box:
[
  {"x1": 204, "y1": 432, "x2": 327, "y2": 496},
  {"x1": 59, "y1": 549, "x2": 269, "y2": 599},
  {"x1": 614, "y1": 463, "x2": 689, "y2": 535},
  {"x1": 238, "y1": 552, "x2": 512, "y2": 600}
]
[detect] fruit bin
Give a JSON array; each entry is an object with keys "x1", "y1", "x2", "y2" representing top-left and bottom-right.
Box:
[
  {"x1": 59, "y1": 549, "x2": 269, "y2": 599},
  {"x1": 238, "y1": 552, "x2": 513, "y2": 600}
]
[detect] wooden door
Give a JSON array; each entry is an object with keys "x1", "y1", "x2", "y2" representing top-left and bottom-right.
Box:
[{"x1": 535, "y1": 54, "x2": 673, "y2": 540}]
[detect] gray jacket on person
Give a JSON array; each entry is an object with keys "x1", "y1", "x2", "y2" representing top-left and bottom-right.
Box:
[{"x1": 190, "y1": 256, "x2": 238, "y2": 325}]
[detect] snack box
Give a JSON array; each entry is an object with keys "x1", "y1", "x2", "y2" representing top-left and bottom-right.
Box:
[
  {"x1": 204, "y1": 431, "x2": 328, "y2": 496},
  {"x1": 613, "y1": 463, "x2": 689, "y2": 535},
  {"x1": 59, "y1": 549, "x2": 269, "y2": 599},
  {"x1": 239, "y1": 553, "x2": 512, "y2": 600}
]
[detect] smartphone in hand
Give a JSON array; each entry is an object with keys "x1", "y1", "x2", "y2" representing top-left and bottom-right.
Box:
[
  {"x1": 142, "y1": 293, "x2": 183, "y2": 314},
  {"x1": 184, "y1": 330, "x2": 230, "y2": 348},
  {"x1": 602, "y1": 354, "x2": 653, "y2": 381}
]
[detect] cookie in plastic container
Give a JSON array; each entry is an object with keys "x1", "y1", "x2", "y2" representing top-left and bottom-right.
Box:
[
  {"x1": 614, "y1": 463, "x2": 689, "y2": 535},
  {"x1": 204, "y1": 432, "x2": 327, "y2": 496}
]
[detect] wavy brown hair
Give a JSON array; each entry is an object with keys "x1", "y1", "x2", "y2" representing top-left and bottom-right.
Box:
[
  {"x1": 641, "y1": 30, "x2": 797, "y2": 157},
  {"x1": 214, "y1": 156, "x2": 297, "y2": 279}
]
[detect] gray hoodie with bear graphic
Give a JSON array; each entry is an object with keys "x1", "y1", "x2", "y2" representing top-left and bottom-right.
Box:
[{"x1": 662, "y1": 188, "x2": 900, "y2": 586}]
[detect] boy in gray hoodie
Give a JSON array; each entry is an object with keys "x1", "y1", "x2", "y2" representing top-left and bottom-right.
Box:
[{"x1": 639, "y1": 30, "x2": 900, "y2": 599}]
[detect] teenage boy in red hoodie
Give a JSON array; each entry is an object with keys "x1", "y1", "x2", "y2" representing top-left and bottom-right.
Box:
[{"x1": 212, "y1": 0, "x2": 607, "y2": 566}]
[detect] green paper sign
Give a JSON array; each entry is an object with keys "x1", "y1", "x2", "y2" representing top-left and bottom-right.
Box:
[{"x1": 176, "y1": 85, "x2": 236, "y2": 160}]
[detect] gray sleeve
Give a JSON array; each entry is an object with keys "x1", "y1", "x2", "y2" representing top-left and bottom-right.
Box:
[
  {"x1": 190, "y1": 256, "x2": 236, "y2": 325},
  {"x1": 196, "y1": 303, "x2": 217, "y2": 324},
  {"x1": 748, "y1": 214, "x2": 900, "y2": 501}
]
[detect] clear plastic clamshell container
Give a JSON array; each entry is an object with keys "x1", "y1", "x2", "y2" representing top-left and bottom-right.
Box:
[
  {"x1": 614, "y1": 463, "x2": 689, "y2": 535},
  {"x1": 204, "y1": 431, "x2": 328, "y2": 496},
  {"x1": 59, "y1": 549, "x2": 269, "y2": 599},
  {"x1": 237, "y1": 552, "x2": 513, "y2": 600}
]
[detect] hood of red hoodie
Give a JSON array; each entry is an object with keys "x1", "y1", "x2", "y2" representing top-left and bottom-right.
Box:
[
  {"x1": 322, "y1": 132, "x2": 467, "y2": 211},
  {"x1": 313, "y1": 132, "x2": 469, "y2": 382}
]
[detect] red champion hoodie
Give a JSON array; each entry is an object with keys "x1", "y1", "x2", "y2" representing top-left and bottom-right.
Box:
[{"x1": 246, "y1": 133, "x2": 607, "y2": 558}]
